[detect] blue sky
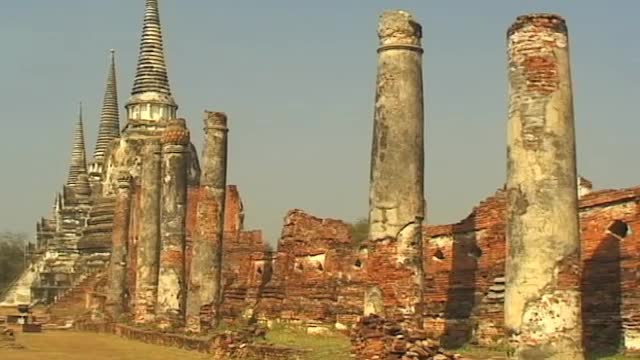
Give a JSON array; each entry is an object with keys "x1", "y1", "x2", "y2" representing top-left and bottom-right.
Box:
[{"x1": 0, "y1": 1, "x2": 638, "y2": 243}]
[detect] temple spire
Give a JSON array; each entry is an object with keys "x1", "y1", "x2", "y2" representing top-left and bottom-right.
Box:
[
  {"x1": 66, "y1": 103, "x2": 88, "y2": 188},
  {"x1": 125, "y1": 0, "x2": 177, "y2": 129},
  {"x1": 131, "y1": 0, "x2": 171, "y2": 96},
  {"x1": 93, "y1": 50, "x2": 120, "y2": 164}
]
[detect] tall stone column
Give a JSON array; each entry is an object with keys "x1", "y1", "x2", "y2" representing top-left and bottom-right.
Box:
[
  {"x1": 157, "y1": 118, "x2": 190, "y2": 329},
  {"x1": 366, "y1": 10, "x2": 425, "y2": 328},
  {"x1": 504, "y1": 14, "x2": 584, "y2": 359},
  {"x1": 186, "y1": 111, "x2": 229, "y2": 333},
  {"x1": 134, "y1": 140, "x2": 162, "y2": 323},
  {"x1": 105, "y1": 170, "x2": 132, "y2": 318}
]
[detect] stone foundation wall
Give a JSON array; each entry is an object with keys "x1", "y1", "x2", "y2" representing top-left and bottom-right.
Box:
[{"x1": 75, "y1": 321, "x2": 306, "y2": 359}]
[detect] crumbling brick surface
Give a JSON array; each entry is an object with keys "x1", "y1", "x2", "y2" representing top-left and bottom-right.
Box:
[
  {"x1": 222, "y1": 185, "x2": 640, "y2": 352},
  {"x1": 350, "y1": 315, "x2": 465, "y2": 359},
  {"x1": 82, "y1": 180, "x2": 640, "y2": 353},
  {"x1": 420, "y1": 186, "x2": 640, "y2": 350},
  {"x1": 422, "y1": 190, "x2": 507, "y2": 347}
]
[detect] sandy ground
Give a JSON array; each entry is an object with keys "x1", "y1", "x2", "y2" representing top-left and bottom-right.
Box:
[{"x1": 0, "y1": 331, "x2": 210, "y2": 360}]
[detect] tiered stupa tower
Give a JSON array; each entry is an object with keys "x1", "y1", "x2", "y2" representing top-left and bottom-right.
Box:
[
  {"x1": 66, "y1": 104, "x2": 91, "y2": 203},
  {"x1": 124, "y1": 0, "x2": 177, "y2": 134},
  {"x1": 3, "y1": 0, "x2": 199, "y2": 308},
  {"x1": 99, "y1": 0, "x2": 199, "y2": 196},
  {"x1": 66, "y1": 104, "x2": 88, "y2": 189},
  {"x1": 88, "y1": 50, "x2": 120, "y2": 191}
]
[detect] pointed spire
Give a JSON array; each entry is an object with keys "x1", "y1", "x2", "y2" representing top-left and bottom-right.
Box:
[
  {"x1": 93, "y1": 50, "x2": 120, "y2": 164},
  {"x1": 66, "y1": 103, "x2": 88, "y2": 188},
  {"x1": 51, "y1": 195, "x2": 58, "y2": 218},
  {"x1": 131, "y1": 0, "x2": 171, "y2": 96}
]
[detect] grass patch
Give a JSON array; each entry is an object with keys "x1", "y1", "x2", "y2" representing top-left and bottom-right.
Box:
[
  {"x1": 263, "y1": 324, "x2": 351, "y2": 360},
  {"x1": 0, "y1": 331, "x2": 209, "y2": 360},
  {"x1": 594, "y1": 354, "x2": 640, "y2": 360},
  {"x1": 448, "y1": 343, "x2": 640, "y2": 360},
  {"x1": 447, "y1": 343, "x2": 506, "y2": 359}
]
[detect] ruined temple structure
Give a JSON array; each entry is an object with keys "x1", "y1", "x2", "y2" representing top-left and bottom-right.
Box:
[
  {"x1": 3, "y1": 3, "x2": 640, "y2": 357},
  {"x1": 0, "y1": 1, "x2": 265, "y2": 332}
]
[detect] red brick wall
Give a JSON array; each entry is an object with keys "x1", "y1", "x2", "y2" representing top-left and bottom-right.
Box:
[
  {"x1": 124, "y1": 181, "x2": 640, "y2": 351},
  {"x1": 420, "y1": 186, "x2": 640, "y2": 349},
  {"x1": 127, "y1": 184, "x2": 250, "y2": 309},
  {"x1": 273, "y1": 210, "x2": 360, "y2": 323},
  {"x1": 224, "y1": 185, "x2": 243, "y2": 233}
]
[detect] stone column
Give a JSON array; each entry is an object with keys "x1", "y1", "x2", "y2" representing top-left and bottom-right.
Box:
[
  {"x1": 366, "y1": 10, "x2": 425, "y2": 328},
  {"x1": 186, "y1": 111, "x2": 229, "y2": 333},
  {"x1": 504, "y1": 14, "x2": 584, "y2": 359},
  {"x1": 157, "y1": 118, "x2": 190, "y2": 329},
  {"x1": 105, "y1": 170, "x2": 132, "y2": 318},
  {"x1": 134, "y1": 140, "x2": 162, "y2": 323}
]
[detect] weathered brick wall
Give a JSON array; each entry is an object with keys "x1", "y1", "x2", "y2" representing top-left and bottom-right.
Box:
[
  {"x1": 237, "y1": 185, "x2": 640, "y2": 352},
  {"x1": 125, "y1": 184, "x2": 253, "y2": 314},
  {"x1": 580, "y1": 189, "x2": 640, "y2": 352},
  {"x1": 251, "y1": 210, "x2": 363, "y2": 327},
  {"x1": 183, "y1": 184, "x2": 271, "y2": 321},
  {"x1": 224, "y1": 185, "x2": 244, "y2": 233},
  {"x1": 219, "y1": 230, "x2": 271, "y2": 320},
  {"x1": 418, "y1": 186, "x2": 640, "y2": 350},
  {"x1": 118, "y1": 179, "x2": 640, "y2": 352},
  {"x1": 421, "y1": 189, "x2": 506, "y2": 347}
]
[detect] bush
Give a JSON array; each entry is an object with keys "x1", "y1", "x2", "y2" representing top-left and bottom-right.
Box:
[
  {"x1": 0, "y1": 232, "x2": 27, "y2": 292},
  {"x1": 349, "y1": 218, "x2": 369, "y2": 245}
]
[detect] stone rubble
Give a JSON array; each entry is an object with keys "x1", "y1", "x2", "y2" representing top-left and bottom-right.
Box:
[{"x1": 351, "y1": 315, "x2": 466, "y2": 360}]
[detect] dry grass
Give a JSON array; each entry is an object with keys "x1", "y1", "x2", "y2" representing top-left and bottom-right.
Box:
[
  {"x1": 4, "y1": 326, "x2": 639, "y2": 360},
  {"x1": 597, "y1": 354, "x2": 640, "y2": 360},
  {"x1": 264, "y1": 325, "x2": 352, "y2": 360},
  {"x1": 0, "y1": 331, "x2": 210, "y2": 360},
  {"x1": 454, "y1": 343, "x2": 640, "y2": 360}
]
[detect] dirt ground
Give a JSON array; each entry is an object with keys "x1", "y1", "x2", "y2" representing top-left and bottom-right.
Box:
[
  {"x1": 0, "y1": 331, "x2": 210, "y2": 360},
  {"x1": 3, "y1": 328, "x2": 639, "y2": 360}
]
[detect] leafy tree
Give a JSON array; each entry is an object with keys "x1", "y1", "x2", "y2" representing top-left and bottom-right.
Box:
[
  {"x1": 263, "y1": 242, "x2": 276, "y2": 254},
  {"x1": 349, "y1": 217, "x2": 369, "y2": 244},
  {"x1": 0, "y1": 232, "x2": 27, "y2": 292}
]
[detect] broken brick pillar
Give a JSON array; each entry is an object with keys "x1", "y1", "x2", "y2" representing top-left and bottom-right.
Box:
[
  {"x1": 105, "y1": 169, "x2": 132, "y2": 318},
  {"x1": 186, "y1": 111, "x2": 229, "y2": 333},
  {"x1": 157, "y1": 118, "x2": 190, "y2": 329},
  {"x1": 365, "y1": 10, "x2": 425, "y2": 328},
  {"x1": 134, "y1": 140, "x2": 162, "y2": 324},
  {"x1": 505, "y1": 14, "x2": 584, "y2": 359}
]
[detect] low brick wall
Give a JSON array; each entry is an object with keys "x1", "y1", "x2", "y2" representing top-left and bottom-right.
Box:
[{"x1": 75, "y1": 321, "x2": 306, "y2": 359}]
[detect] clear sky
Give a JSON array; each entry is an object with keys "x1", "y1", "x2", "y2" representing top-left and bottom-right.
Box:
[{"x1": 0, "y1": 1, "x2": 638, "y2": 244}]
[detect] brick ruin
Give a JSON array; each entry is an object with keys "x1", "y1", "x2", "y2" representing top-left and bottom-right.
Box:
[
  {"x1": 200, "y1": 179, "x2": 636, "y2": 353},
  {"x1": 1, "y1": 2, "x2": 637, "y2": 359}
]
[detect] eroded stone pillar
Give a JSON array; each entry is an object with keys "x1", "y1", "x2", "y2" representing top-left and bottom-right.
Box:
[
  {"x1": 504, "y1": 14, "x2": 584, "y2": 359},
  {"x1": 157, "y1": 118, "x2": 190, "y2": 328},
  {"x1": 134, "y1": 140, "x2": 162, "y2": 323},
  {"x1": 366, "y1": 10, "x2": 425, "y2": 328},
  {"x1": 105, "y1": 169, "x2": 132, "y2": 318},
  {"x1": 186, "y1": 111, "x2": 229, "y2": 333}
]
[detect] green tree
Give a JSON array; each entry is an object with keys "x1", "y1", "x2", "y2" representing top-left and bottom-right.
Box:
[
  {"x1": 349, "y1": 217, "x2": 369, "y2": 244},
  {"x1": 0, "y1": 232, "x2": 27, "y2": 292}
]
